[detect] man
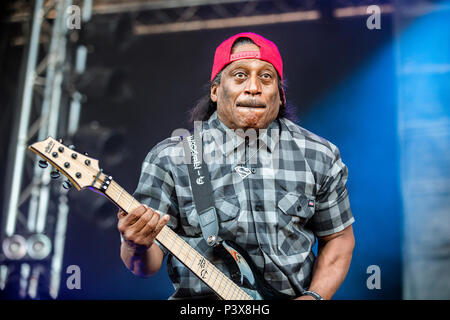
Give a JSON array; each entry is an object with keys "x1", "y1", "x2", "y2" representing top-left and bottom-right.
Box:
[{"x1": 117, "y1": 32, "x2": 355, "y2": 300}]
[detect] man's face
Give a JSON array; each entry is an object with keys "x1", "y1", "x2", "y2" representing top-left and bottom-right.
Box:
[{"x1": 211, "y1": 43, "x2": 281, "y2": 130}]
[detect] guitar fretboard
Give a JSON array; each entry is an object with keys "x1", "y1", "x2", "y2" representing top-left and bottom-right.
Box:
[{"x1": 105, "y1": 180, "x2": 252, "y2": 300}]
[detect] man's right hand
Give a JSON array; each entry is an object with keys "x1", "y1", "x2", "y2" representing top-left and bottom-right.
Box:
[{"x1": 117, "y1": 205, "x2": 170, "y2": 252}]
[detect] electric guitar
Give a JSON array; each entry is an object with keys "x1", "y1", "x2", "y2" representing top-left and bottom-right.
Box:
[{"x1": 29, "y1": 136, "x2": 292, "y2": 300}]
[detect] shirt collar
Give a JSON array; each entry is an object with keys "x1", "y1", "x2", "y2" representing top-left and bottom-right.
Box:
[{"x1": 204, "y1": 111, "x2": 280, "y2": 157}]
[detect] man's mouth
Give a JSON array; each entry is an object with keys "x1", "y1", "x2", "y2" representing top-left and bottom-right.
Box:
[{"x1": 236, "y1": 101, "x2": 266, "y2": 108}]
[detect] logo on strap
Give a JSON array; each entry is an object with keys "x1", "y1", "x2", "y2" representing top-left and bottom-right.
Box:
[{"x1": 196, "y1": 176, "x2": 205, "y2": 185}]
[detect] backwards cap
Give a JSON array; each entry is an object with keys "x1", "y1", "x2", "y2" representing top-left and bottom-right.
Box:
[{"x1": 210, "y1": 32, "x2": 283, "y2": 82}]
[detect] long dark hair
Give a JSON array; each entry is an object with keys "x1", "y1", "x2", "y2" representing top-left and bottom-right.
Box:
[{"x1": 188, "y1": 38, "x2": 296, "y2": 124}]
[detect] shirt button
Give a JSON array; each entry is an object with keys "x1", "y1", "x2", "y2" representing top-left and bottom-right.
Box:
[{"x1": 251, "y1": 168, "x2": 256, "y2": 174}]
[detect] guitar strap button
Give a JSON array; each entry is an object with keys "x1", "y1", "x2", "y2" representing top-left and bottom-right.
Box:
[{"x1": 207, "y1": 235, "x2": 217, "y2": 246}]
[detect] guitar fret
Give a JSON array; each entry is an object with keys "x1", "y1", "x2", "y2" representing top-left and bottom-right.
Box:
[
  {"x1": 116, "y1": 187, "x2": 124, "y2": 202},
  {"x1": 228, "y1": 282, "x2": 235, "y2": 300},
  {"x1": 229, "y1": 283, "x2": 235, "y2": 300},
  {"x1": 220, "y1": 277, "x2": 228, "y2": 299},
  {"x1": 230, "y1": 283, "x2": 238, "y2": 300},
  {"x1": 183, "y1": 244, "x2": 191, "y2": 264},
  {"x1": 168, "y1": 231, "x2": 177, "y2": 251},
  {"x1": 224, "y1": 280, "x2": 232, "y2": 300},
  {"x1": 211, "y1": 268, "x2": 220, "y2": 291},
  {"x1": 184, "y1": 249, "x2": 192, "y2": 266},
  {"x1": 196, "y1": 255, "x2": 203, "y2": 279},
  {"x1": 226, "y1": 280, "x2": 236, "y2": 300},
  {"x1": 222, "y1": 280, "x2": 230, "y2": 300},
  {"x1": 126, "y1": 197, "x2": 134, "y2": 212},
  {"x1": 195, "y1": 256, "x2": 201, "y2": 273},
  {"x1": 205, "y1": 264, "x2": 214, "y2": 287},
  {"x1": 202, "y1": 260, "x2": 211, "y2": 283},
  {"x1": 191, "y1": 251, "x2": 198, "y2": 269},
  {"x1": 176, "y1": 238, "x2": 184, "y2": 257},
  {"x1": 191, "y1": 257, "x2": 198, "y2": 277},
  {"x1": 217, "y1": 274, "x2": 225, "y2": 298},
  {"x1": 225, "y1": 280, "x2": 234, "y2": 300},
  {"x1": 222, "y1": 276, "x2": 230, "y2": 299},
  {"x1": 237, "y1": 285, "x2": 246, "y2": 300},
  {"x1": 205, "y1": 262, "x2": 213, "y2": 283},
  {"x1": 162, "y1": 227, "x2": 169, "y2": 243},
  {"x1": 172, "y1": 234, "x2": 180, "y2": 252},
  {"x1": 235, "y1": 285, "x2": 243, "y2": 300}
]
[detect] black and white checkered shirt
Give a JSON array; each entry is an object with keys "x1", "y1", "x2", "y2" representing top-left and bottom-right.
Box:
[{"x1": 132, "y1": 111, "x2": 354, "y2": 299}]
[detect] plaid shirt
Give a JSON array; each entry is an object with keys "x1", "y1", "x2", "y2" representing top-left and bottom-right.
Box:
[{"x1": 132, "y1": 111, "x2": 354, "y2": 299}]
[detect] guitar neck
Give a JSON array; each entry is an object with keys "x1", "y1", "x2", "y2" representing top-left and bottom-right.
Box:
[{"x1": 103, "y1": 179, "x2": 252, "y2": 300}]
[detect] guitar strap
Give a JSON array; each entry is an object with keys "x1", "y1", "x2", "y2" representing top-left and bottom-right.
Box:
[{"x1": 183, "y1": 130, "x2": 221, "y2": 247}]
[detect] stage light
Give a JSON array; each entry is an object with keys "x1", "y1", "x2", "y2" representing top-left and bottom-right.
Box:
[
  {"x1": 26, "y1": 234, "x2": 52, "y2": 260},
  {"x1": 2, "y1": 235, "x2": 27, "y2": 260}
]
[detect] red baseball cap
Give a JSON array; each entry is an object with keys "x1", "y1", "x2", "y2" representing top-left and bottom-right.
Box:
[{"x1": 210, "y1": 32, "x2": 283, "y2": 82}]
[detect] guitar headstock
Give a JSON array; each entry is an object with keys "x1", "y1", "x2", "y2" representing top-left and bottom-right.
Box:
[{"x1": 28, "y1": 136, "x2": 102, "y2": 191}]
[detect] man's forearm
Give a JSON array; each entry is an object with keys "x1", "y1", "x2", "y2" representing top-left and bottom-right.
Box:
[
  {"x1": 120, "y1": 241, "x2": 164, "y2": 277},
  {"x1": 303, "y1": 227, "x2": 355, "y2": 300}
]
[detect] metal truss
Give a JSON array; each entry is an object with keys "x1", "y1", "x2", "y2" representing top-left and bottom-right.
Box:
[
  {"x1": 7, "y1": 0, "x2": 397, "y2": 37},
  {"x1": 94, "y1": 0, "x2": 395, "y2": 35},
  {"x1": 1, "y1": 0, "x2": 91, "y2": 299}
]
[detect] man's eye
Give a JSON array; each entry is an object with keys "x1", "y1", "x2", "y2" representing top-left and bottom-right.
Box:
[
  {"x1": 235, "y1": 72, "x2": 246, "y2": 78},
  {"x1": 261, "y1": 73, "x2": 272, "y2": 79}
]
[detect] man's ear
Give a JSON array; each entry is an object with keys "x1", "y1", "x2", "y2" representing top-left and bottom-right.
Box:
[{"x1": 210, "y1": 84, "x2": 218, "y2": 103}]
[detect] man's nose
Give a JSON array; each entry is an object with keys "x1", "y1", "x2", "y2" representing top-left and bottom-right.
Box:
[{"x1": 244, "y1": 74, "x2": 262, "y2": 95}]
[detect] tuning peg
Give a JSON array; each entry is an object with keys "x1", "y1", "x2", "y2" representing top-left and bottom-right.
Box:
[
  {"x1": 50, "y1": 170, "x2": 60, "y2": 179},
  {"x1": 84, "y1": 152, "x2": 88, "y2": 156},
  {"x1": 62, "y1": 180, "x2": 72, "y2": 189},
  {"x1": 69, "y1": 145, "x2": 76, "y2": 150},
  {"x1": 38, "y1": 160, "x2": 48, "y2": 169},
  {"x1": 58, "y1": 138, "x2": 64, "y2": 143}
]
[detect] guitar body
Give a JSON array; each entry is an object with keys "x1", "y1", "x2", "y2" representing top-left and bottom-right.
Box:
[{"x1": 220, "y1": 240, "x2": 293, "y2": 300}]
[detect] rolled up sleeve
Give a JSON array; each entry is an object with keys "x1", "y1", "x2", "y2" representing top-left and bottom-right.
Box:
[{"x1": 309, "y1": 146, "x2": 355, "y2": 237}]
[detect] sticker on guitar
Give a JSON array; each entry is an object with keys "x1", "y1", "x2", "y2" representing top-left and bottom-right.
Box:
[
  {"x1": 198, "y1": 257, "x2": 208, "y2": 279},
  {"x1": 45, "y1": 140, "x2": 55, "y2": 154}
]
